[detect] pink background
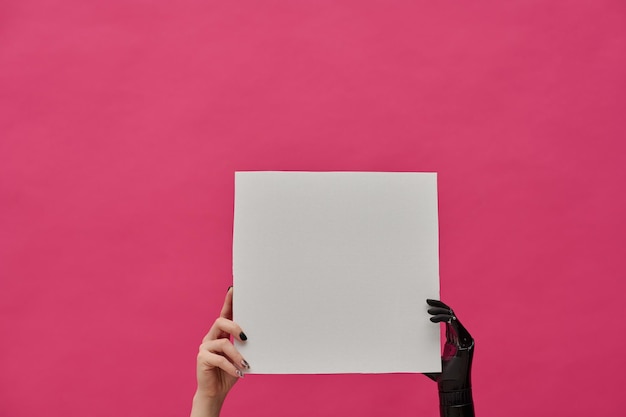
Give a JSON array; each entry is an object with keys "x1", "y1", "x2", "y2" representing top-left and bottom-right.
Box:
[{"x1": 1, "y1": 1, "x2": 625, "y2": 416}]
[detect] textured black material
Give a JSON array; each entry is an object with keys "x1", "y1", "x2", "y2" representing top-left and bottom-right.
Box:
[
  {"x1": 439, "y1": 389, "x2": 473, "y2": 406},
  {"x1": 440, "y1": 404, "x2": 476, "y2": 417}
]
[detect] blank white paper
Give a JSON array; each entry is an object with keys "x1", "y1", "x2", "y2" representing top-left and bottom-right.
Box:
[{"x1": 233, "y1": 171, "x2": 441, "y2": 374}]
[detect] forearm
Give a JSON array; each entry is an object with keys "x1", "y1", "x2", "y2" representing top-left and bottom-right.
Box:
[{"x1": 190, "y1": 391, "x2": 225, "y2": 417}]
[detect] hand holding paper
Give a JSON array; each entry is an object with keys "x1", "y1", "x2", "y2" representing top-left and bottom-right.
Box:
[
  {"x1": 425, "y1": 299, "x2": 476, "y2": 417},
  {"x1": 189, "y1": 294, "x2": 477, "y2": 417},
  {"x1": 191, "y1": 288, "x2": 249, "y2": 417}
]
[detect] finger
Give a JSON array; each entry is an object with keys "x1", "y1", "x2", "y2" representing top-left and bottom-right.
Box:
[
  {"x1": 220, "y1": 287, "x2": 233, "y2": 320},
  {"x1": 202, "y1": 338, "x2": 250, "y2": 371},
  {"x1": 426, "y1": 299, "x2": 451, "y2": 309},
  {"x1": 205, "y1": 317, "x2": 248, "y2": 342},
  {"x1": 449, "y1": 318, "x2": 473, "y2": 348},
  {"x1": 427, "y1": 307, "x2": 451, "y2": 316},
  {"x1": 430, "y1": 314, "x2": 454, "y2": 323},
  {"x1": 197, "y1": 349, "x2": 245, "y2": 379}
]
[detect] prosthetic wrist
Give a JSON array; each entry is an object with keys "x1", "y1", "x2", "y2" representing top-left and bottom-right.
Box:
[{"x1": 437, "y1": 342, "x2": 474, "y2": 417}]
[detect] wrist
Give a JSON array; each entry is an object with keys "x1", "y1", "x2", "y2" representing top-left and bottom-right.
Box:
[
  {"x1": 191, "y1": 391, "x2": 225, "y2": 417},
  {"x1": 438, "y1": 389, "x2": 474, "y2": 417},
  {"x1": 438, "y1": 387, "x2": 473, "y2": 405}
]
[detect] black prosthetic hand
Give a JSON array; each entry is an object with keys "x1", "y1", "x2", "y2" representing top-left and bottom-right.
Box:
[{"x1": 424, "y1": 299, "x2": 475, "y2": 417}]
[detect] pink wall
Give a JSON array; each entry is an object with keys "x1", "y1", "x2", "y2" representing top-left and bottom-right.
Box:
[{"x1": 1, "y1": 1, "x2": 625, "y2": 416}]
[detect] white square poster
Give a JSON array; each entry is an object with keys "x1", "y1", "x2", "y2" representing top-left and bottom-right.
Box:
[{"x1": 233, "y1": 171, "x2": 441, "y2": 374}]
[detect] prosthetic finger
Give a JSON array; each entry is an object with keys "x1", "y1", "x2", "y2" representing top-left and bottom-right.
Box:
[
  {"x1": 448, "y1": 318, "x2": 473, "y2": 349},
  {"x1": 428, "y1": 307, "x2": 452, "y2": 316},
  {"x1": 430, "y1": 314, "x2": 454, "y2": 323},
  {"x1": 426, "y1": 299, "x2": 452, "y2": 310}
]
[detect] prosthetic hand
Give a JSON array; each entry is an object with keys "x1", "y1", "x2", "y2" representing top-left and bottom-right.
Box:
[{"x1": 424, "y1": 299, "x2": 475, "y2": 417}]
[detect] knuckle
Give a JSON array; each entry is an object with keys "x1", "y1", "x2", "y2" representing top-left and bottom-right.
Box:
[
  {"x1": 199, "y1": 341, "x2": 212, "y2": 351},
  {"x1": 216, "y1": 338, "x2": 230, "y2": 349}
]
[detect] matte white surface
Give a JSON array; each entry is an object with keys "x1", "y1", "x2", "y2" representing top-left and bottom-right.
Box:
[{"x1": 233, "y1": 172, "x2": 441, "y2": 374}]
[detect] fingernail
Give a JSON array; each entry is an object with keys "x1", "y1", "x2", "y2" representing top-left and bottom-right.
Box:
[
  {"x1": 239, "y1": 332, "x2": 248, "y2": 341},
  {"x1": 241, "y1": 359, "x2": 250, "y2": 369},
  {"x1": 227, "y1": 285, "x2": 233, "y2": 292},
  {"x1": 236, "y1": 369, "x2": 245, "y2": 378}
]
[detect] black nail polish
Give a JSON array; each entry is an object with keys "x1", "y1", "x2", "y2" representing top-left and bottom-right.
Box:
[{"x1": 239, "y1": 332, "x2": 248, "y2": 341}]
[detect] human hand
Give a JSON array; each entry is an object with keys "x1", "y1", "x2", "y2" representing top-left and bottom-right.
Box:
[
  {"x1": 424, "y1": 299, "x2": 475, "y2": 417},
  {"x1": 191, "y1": 287, "x2": 249, "y2": 417}
]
